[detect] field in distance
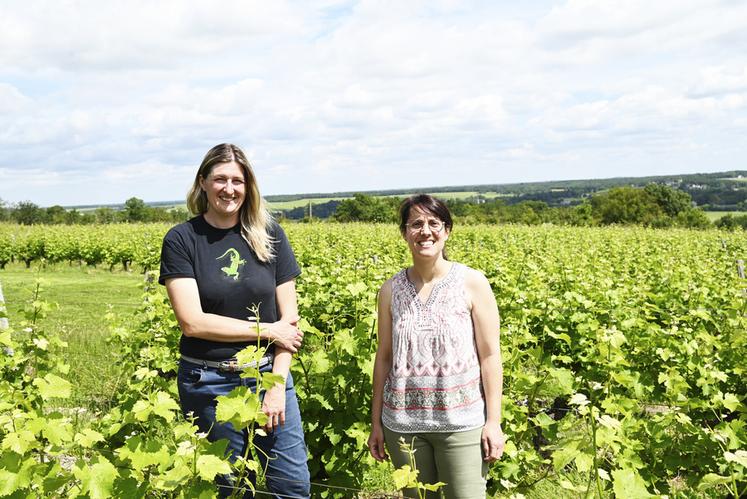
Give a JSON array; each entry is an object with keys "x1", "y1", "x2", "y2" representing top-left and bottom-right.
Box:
[{"x1": 266, "y1": 190, "x2": 516, "y2": 210}]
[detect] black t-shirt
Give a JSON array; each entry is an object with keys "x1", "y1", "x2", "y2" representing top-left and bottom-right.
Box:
[{"x1": 158, "y1": 215, "x2": 301, "y2": 360}]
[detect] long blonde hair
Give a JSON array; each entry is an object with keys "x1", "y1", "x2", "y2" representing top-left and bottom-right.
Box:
[{"x1": 187, "y1": 143, "x2": 275, "y2": 262}]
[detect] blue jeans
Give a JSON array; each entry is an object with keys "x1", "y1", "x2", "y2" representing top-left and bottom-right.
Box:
[{"x1": 177, "y1": 359, "x2": 311, "y2": 498}]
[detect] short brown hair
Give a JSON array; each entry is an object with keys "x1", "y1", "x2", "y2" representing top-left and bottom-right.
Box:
[{"x1": 398, "y1": 194, "x2": 453, "y2": 235}]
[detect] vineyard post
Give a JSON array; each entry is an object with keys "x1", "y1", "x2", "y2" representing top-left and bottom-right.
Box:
[
  {"x1": 738, "y1": 260, "x2": 746, "y2": 313},
  {"x1": 0, "y1": 280, "x2": 7, "y2": 330},
  {"x1": 0, "y1": 280, "x2": 12, "y2": 357}
]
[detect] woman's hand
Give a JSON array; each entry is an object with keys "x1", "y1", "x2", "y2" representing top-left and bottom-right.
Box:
[
  {"x1": 267, "y1": 317, "x2": 303, "y2": 352},
  {"x1": 367, "y1": 424, "x2": 388, "y2": 462},
  {"x1": 481, "y1": 422, "x2": 505, "y2": 463},
  {"x1": 262, "y1": 384, "x2": 286, "y2": 432}
]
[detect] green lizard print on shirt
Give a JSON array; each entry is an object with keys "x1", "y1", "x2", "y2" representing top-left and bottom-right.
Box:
[{"x1": 216, "y1": 248, "x2": 246, "y2": 280}]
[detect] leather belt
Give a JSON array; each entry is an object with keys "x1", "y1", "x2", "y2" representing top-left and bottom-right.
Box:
[{"x1": 181, "y1": 353, "x2": 273, "y2": 372}]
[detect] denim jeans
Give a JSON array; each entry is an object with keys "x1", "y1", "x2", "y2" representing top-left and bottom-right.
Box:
[{"x1": 177, "y1": 359, "x2": 311, "y2": 498}]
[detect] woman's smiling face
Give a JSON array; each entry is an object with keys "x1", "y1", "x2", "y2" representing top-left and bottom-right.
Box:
[
  {"x1": 403, "y1": 205, "x2": 449, "y2": 258},
  {"x1": 199, "y1": 161, "x2": 246, "y2": 222}
]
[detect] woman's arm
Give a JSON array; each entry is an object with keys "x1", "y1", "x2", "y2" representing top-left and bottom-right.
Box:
[
  {"x1": 261, "y1": 279, "x2": 301, "y2": 432},
  {"x1": 271, "y1": 279, "x2": 300, "y2": 379},
  {"x1": 368, "y1": 280, "x2": 393, "y2": 462},
  {"x1": 467, "y1": 269, "x2": 505, "y2": 463},
  {"x1": 164, "y1": 277, "x2": 303, "y2": 352}
]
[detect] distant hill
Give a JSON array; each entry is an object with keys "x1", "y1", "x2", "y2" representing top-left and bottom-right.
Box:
[
  {"x1": 263, "y1": 170, "x2": 747, "y2": 220},
  {"x1": 264, "y1": 170, "x2": 747, "y2": 201},
  {"x1": 65, "y1": 170, "x2": 747, "y2": 214}
]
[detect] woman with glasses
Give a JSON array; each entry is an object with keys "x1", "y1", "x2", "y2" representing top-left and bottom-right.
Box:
[
  {"x1": 159, "y1": 143, "x2": 310, "y2": 498},
  {"x1": 368, "y1": 194, "x2": 504, "y2": 498}
]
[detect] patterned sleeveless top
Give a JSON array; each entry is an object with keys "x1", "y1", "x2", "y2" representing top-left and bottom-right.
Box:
[{"x1": 382, "y1": 262, "x2": 486, "y2": 433}]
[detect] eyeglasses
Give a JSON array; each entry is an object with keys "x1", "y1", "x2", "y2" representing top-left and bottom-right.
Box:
[{"x1": 406, "y1": 219, "x2": 445, "y2": 233}]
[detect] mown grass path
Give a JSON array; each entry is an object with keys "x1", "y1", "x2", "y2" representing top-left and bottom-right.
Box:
[{"x1": 0, "y1": 262, "x2": 144, "y2": 409}]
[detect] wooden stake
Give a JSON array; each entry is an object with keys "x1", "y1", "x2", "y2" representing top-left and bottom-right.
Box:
[{"x1": 0, "y1": 281, "x2": 8, "y2": 330}]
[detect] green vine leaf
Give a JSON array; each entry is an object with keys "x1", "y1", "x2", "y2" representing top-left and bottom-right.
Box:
[
  {"x1": 76, "y1": 429, "x2": 105, "y2": 448},
  {"x1": 196, "y1": 454, "x2": 232, "y2": 481},
  {"x1": 611, "y1": 468, "x2": 653, "y2": 498},
  {"x1": 74, "y1": 456, "x2": 118, "y2": 499},
  {"x1": 0, "y1": 453, "x2": 35, "y2": 495},
  {"x1": 33, "y1": 373, "x2": 71, "y2": 400},
  {"x1": 392, "y1": 464, "x2": 418, "y2": 489}
]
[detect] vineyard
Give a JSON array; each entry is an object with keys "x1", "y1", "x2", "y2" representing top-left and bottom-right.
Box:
[{"x1": 0, "y1": 222, "x2": 746, "y2": 497}]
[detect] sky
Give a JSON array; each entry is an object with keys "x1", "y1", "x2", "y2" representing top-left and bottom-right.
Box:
[{"x1": 1, "y1": 0, "x2": 746, "y2": 207}]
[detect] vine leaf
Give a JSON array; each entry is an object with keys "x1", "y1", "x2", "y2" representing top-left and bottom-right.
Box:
[
  {"x1": 74, "y1": 456, "x2": 118, "y2": 499},
  {"x1": 611, "y1": 468, "x2": 653, "y2": 498},
  {"x1": 196, "y1": 455, "x2": 231, "y2": 481},
  {"x1": 0, "y1": 453, "x2": 34, "y2": 495},
  {"x1": 33, "y1": 374, "x2": 71, "y2": 400},
  {"x1": 392, "y1": 464, "x2": 419, "y2": 489}
]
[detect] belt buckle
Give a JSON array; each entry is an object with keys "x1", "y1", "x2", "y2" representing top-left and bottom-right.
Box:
[{"x1": 219, "y1": 360, "x2": 240, "y2": 373}]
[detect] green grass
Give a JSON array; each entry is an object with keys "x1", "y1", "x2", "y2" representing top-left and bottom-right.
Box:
[
  {"x1": 378, "y1": 191, "x2": 511, "y2": 200},
  {"x1": 0, "y1": 262, "x2": 145, "y2": 409},
  {"x1": 268, "y1": 197, "x2": 343, "y2": 210},
  {"x1": 705, "y1": 210, "x2": 745, "y2": 221}
]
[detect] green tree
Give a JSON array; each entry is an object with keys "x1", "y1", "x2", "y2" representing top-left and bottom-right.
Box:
[
  {"x1": 0, "y1": 198, "x2": 9, "y2": 221},
  {"x1": 334, "y1": 194, "x2": 398, "y2": 223},
  {"x1": 147, "y1": 207, "x2": 174, "y2": 222},
  {"x1": 170, "y1": 208, "x2": 190, "y2": 223},
  {"x1": 675, "y1": 208, "x2": 711, "y2": 229},
  {"x1": 66, "y1": 209, "x2": 87, "y2": 224},
  {"x1": 12, "y1": 201, "x2": 44, "y2": 225},
  {"x1": 94, "y1": 207, "x2": 119, "y2": 224},
  {"x1": 591, "y1": 187, "x2": 664, "y2": 225},
  {"x1": 45, "y1": 205, "x2": 67, "y2": 224},
  {"x1": 571, "y1": 201, "x2": 594, "y2": 226},
  {"x1": 124, "y1": 197, "x2": 149, "y2": 222},
  {"x1": 715, "y1": 214, "x2": 747, "y2": 230},
  {"x1": 643, "y1": 183, "x2": 693, "y2": 217}
]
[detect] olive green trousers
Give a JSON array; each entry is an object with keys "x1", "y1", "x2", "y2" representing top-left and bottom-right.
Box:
[{"x1": 384, "y1": 426, "x2": 488, "y2": 499}]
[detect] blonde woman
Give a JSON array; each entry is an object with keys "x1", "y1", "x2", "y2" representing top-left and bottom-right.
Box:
[
  {"x1": 368, "y1": 194, "x2": 504, "y2": 498},
  {"x1": 159, "y1": 143, "x2": 310, "y2": 498}
]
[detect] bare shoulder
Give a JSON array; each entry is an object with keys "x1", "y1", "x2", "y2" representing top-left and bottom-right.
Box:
[
  {"x1": 378, "y1": 278, "x2": 394, "y2": 302},
  {"x1": 462, "y1": 265, "x2": 496, "y2": 310},
  {"x1": 463, "y1": 265, "x2": 491, "y2": 290}
]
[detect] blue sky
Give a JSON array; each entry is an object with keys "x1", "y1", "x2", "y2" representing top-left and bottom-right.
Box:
[{"x1": 1, "y1": 0, "x2": 746, "y2": 207}]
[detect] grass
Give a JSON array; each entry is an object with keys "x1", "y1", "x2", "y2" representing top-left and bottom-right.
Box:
[
  {"x1": 704, "y1": 210, "x2": 744, "y2": 221},
  {"x1": 0, "y1": 261, "x2": 145, "y2": 410},
  {"x1": 268, "y1": 197, "x2": 344, "y2": 210}
]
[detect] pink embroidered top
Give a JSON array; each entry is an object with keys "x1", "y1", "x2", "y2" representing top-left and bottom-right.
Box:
[{"x1": 382, "y1": 262, "x2": 486, "y2": 433}]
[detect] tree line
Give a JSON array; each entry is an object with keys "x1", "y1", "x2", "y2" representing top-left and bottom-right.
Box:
[
  {"x1": 4, "y1": 184, "x2": 747, "y2": 230},
  {"x1": 0, "y1": 197, "x2": 188, "y2": 225},
  {"x1": 267, "y1": 169, "x2": 747, "y2": 211},
  {"x1": 328, "y1": 184, "x2": 746, "y2": 230}
]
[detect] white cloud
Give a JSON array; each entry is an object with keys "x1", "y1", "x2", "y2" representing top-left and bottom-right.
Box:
[
  {"x1": 690, "y1": 65, "x2": 747, "y2": 97},
  {"x1": 0, "y1": 0, "x2": 745, "y2": 206},
  {"x1": 0, "y1": 83, "x2": 32, "y2": 113},
  {"x1": 0, "y1": 1, "x2": 305, "y2": 72}
]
